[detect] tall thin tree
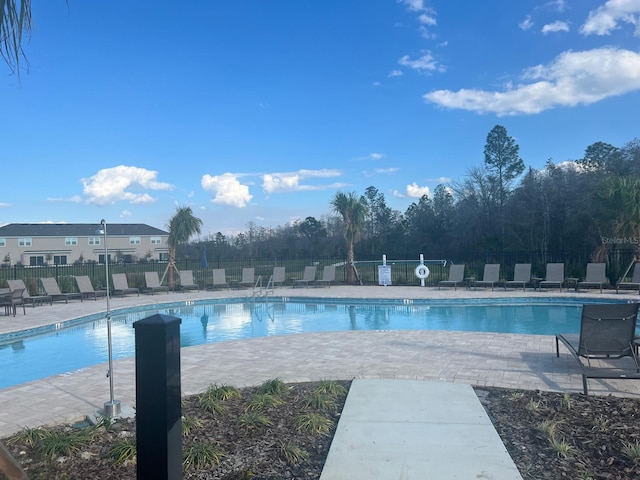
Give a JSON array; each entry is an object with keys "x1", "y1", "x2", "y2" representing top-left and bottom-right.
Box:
[
  {"x1": 330, "y1": 191, "x2": 366, "y2": 284},
  {"x1": 166, "y1": 206, "x2": 203, "y2": 288}
]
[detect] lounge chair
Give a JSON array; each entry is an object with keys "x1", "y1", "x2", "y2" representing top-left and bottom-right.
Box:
[
  {"x1": 75, "y1": 275, "x2": 107, "y2": 300},
  {"x1": 617, "y1": 262, "x2": 640, "y2": 295},
  {"x1": 111, "y1": 273, "x2": 140, "y2": 297},
  {"x1": 438, "y1": 264, "x2": 465, "y2": 290},
  {"x1": 178, "y1": 270, "x2": 199, "y2": 291},
  {"x1": 316, "y1": 265, "x2": 336, "y2": 287},
  {"x1": 293, "y1": 266, "x2": 317, "y2": 288},
  {"x1": 473, "y1": 264, "x2": 501, "y2": 290},
  {"x1": 0, "y1": 288, "x2": 25, "y2": 316},
  {"x1": 504, "y1": 264, "x2": 532, "y2": 291},
  {"x1": 271, "y1": 266, "x2": 286, "y2": 288},
  {"x1": 538, "y1": 263, "x2": 565, "y2": 291},
  {"x1": 578, "y1": 263, "x2": 607, "y2": 293},
  {"x1": 41, "y1": 277, "x2": 83, "y2": 303},
  {"x1": 7, "y1": 279, "x2": 52, "y2": 307},
  {"x1": 210, "y1": 269, "x2": 229, "y2": 290},
  {"x1": 239, "y1": 268, "x2": 255, "y2": 288},
  {"x1": 144, "y1": 271, "x2": 170, "y2": 295},
  {"x1": 555, "y1": 302, "x2": 640, "y2": 395}
]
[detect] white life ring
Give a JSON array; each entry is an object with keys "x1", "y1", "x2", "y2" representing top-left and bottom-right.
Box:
[{"x1": 415, "y1": 264, "x2": 430, "y2": 279}]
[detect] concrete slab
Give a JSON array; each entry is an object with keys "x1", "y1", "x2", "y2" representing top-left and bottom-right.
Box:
[{"x1": 320, "y1": 379, "x2": 523, "y2": 480}]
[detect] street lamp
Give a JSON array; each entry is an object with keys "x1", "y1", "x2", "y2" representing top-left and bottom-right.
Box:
[{"x1": 98, "y1": 219, "x2": 121, "y2": 418}]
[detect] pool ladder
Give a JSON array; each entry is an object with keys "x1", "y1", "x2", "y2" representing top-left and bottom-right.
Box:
[{"x1": 252, "y1": 274, "x2": 276, "y2": 300}]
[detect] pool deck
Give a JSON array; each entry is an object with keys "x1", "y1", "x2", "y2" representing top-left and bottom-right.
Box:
[{"x1": 1, "y1": 284, "x2": 640, "y2": 475}]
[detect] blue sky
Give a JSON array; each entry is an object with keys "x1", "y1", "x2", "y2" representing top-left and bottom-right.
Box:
[{"x1": 2, "y1": 0, "x2": 640, "y2": 237}]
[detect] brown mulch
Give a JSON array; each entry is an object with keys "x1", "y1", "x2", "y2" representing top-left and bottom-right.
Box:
[{"x1": 2, "y1": 380, "x2": 640, "y2": 479}]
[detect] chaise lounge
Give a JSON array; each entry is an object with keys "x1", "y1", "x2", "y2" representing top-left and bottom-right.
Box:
[
  {"x1": 555, "y1": 302, "x2": 640, "y2": 395},
  {"x1": 111, "y1": 273, "x2": 140, "y2": 297}
]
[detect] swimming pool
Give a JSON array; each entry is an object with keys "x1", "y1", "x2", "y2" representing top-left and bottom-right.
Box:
[{"x1": 0, "y1": 296, "x2": 629, "y2": 389}]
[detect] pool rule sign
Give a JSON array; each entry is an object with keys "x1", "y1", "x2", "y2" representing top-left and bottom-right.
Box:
[{"x1": 378, "y1": 255, "x2": 392, "y2": 286}]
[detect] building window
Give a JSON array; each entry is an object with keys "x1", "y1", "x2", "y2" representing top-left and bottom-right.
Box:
[
  {"x1": 159, "y1": 252, "x2": 169, "y2": 262},
  {"x1": 29, "y1": 255, "x2": 44, "y2": 266},
  {"x1": 0, "y1": 238, "x2": 5, "y2": 247},
  {"x1": 53, "y1": 255, "x2": 68, "y2": 265},
  {"x1": 65, "y1": 237, "x2": 78, "y2": 246},
  {"x1": 88, "y1": 237, "x2": 101, "y2": 246},
  {"x1": 129, "y1": 236, "x2": 141, "y2": 245},
  {"x1": 150, "y1": 237, "x2": 161, "y2": 245},
  {"x1": 19, "y1": 238, "x2": 32, "y2": 247}
]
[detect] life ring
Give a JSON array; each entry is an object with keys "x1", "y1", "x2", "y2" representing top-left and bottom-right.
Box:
[{"x1": 415, "y1": 264, "x2": 430, "y2": 279}]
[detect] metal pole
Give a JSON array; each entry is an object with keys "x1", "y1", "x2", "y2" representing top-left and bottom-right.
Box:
[{"x1": 101, "y1": 219, "x2": 121, "y2": 418}]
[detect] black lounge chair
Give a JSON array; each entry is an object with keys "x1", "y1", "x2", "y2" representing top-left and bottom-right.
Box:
[
  {"x1": 438, "y1": 264, "x2": 465, "y2": 290},
  {"x1": 504, "y1": 264, "x2": 532, "y2": 291},
  {"x1": 617, "y1": 262, "x2": 640, "y2": 295},
  {"x1": 539, "y1": 263, "x2": 565, "y2": 291},
  {"x1": 0, "y1": 288, "x2": 25, "y2": 316},
  {"x1": 473, "y1": 264, "x2": 501, "y2": 290},
  {"x1": 555, "y1": 302, "x2": 640, "y2": 395},
  {"x1": 578, "y1": 263, "x2": 607, "y2": 293}
]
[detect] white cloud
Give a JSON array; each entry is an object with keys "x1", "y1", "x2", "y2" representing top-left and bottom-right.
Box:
[
  {"x1": 363, "y1": 167, "x2": 400, "y2": 178},
  {"x1": 81, "y1": 165, "x2": 173, "y2": 205},
  {"x1": 201, "y1": 173, "x2": 253, "y2": 208},
  {"x1": 262, "y1": 169, "x2": 345, "y2": 194},
  {"x1": 427, "y1": 176, "x2": 452, "y2": 184},
  {"x1": 541, "y1": 21, "x2": 570, "y2": 34},
  {"x1": 406, "y1": 182, "x2": 430, "y2": 198},
  {"x1": 119, "y1": 210, "x2": 132, "y2": 218},
  {"x1": 388, "y1": 69, "x2": 404, "y2": 77},
  {"x1": 581, "y1": 0, "x2": 640, "y2": 36},
  {"x1": 418, "y1": 13, "x2": 437, "y2": 26},
  {"x1": 0, "y1": 202, "x2": 11, "y2": 207},
  {"x1": 424, "y1": 47, "x2": 640, "y2": 115},
  {"x1": 519, "y1": 15, "x2": 534, "y2": 30},
  {"x1": 398, "y1": 52, "x2": 445, "y2": 73},
  {"x1": 399, "y1": 0, "x2": 426, "y2": 12}
]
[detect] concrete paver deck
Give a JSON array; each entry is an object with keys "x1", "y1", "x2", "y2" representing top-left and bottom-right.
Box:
[{"x1": 1, "y1": 286, "x2": 639, "y2": 450}]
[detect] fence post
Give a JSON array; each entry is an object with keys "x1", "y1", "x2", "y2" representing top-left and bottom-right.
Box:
[{"x1": 133, "y1": 314, "x2": 182, "y2": 480}]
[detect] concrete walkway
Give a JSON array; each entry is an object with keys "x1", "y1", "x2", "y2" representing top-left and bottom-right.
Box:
[{"x1": 320, "y1": 379, "x2": 523, "y2": 480}]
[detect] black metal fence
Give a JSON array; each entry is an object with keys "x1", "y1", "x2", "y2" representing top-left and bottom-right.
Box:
[{"x1": 0, "y1": 250, "x2": 636, "y2": 295}]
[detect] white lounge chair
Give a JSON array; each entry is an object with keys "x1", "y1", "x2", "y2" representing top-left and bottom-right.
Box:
[
  {"x1": 293, "y1": 266, "x2": 317, "y2": 288},
  {"x1": 144, "y1": 271, "x2": 170, "y2": 295},
  {"x1": 111, "y1": 273, "x2": 139, "y2": 297},
  {"x1": 316, "y1": 265, "x2": 336, "y2": 287}
]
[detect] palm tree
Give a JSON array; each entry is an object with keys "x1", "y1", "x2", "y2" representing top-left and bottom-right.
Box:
[
  {"x1": 1, "y1": 0, "x2": 33, "y2": 77},
  {"x1": 331, "y1": 191, "x2": 366, "y2": 284},
  {"x1": 166, "y1": 206, "x2": 203, "y2": 288}
]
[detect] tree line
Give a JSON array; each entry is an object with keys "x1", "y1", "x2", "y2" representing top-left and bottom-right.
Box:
[{"x1": 176, "y1": 126, "x2": 640, "y2": 283}]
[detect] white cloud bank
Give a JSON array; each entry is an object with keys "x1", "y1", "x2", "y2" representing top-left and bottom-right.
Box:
[
  {"x1": 580, "y1": 0, "x2": 640, "y2": 36},
  {"x1": 424, "y1": 47, "x2": 640, "y2": 115},
  {"x1": 82, "y1": 165, "x2": 173, "y2": 205},
  {"x1": 262, "y1": 169, "x2": 346, "y2": 194},
  {"x1": 394, "y1": 182, "x2": 430, "y2": 198}
]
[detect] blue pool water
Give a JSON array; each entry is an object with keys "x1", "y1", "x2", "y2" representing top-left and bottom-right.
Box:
[{"x1": 0, "y1": 297, "x2": 628, "y2": 389}]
